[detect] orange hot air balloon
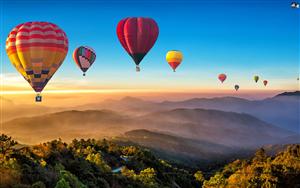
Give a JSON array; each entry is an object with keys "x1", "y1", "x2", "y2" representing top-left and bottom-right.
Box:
[
  {"x1": 6, "y1": 22, "x2": 68, "y2": 102},
  {"x1": 218, "y1": 74, "x2": 227, "y2": 83},
  {"x1": 166, "y1": 50, "x2": 183, "y2": 72},
  {"x1": 263, "y1": 80, "x2": 268, "y2": 86}
]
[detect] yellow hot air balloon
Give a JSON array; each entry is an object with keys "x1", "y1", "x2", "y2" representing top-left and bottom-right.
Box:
[
  {"x1": 166, "y1": 50, "x2": 183, "y2": 72},
  {"x1": 6, "y1": 22, "x2": 68, "y2": 102}
]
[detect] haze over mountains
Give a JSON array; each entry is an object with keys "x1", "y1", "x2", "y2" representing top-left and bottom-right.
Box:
[
  {"x1": 1, "y1": 91, "x2": 299, "y2": 162},
  {"x1": 77, "y1": 91, "x2": 300, "y2": 132}
]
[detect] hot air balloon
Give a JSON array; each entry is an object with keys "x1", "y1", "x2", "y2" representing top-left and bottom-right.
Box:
[
  {"x1": 254, "y1": 76, "x2": 259, "y2": 83},
  {"x1": 263, "y1": 80, "x2": 268, "y2": 86},
  {"x1": 218, "y1": 74, "x2": 227, "y2": 83},
  {"x1": 166, "y1": 50, "x2": 183, "y2": 72},
  {"x1": 117, "y1": 17, "x2": 159, "y2": 72},
  {"x1": 73, "y1": 46, "x2": 96, "y2": 76},
  {"x1": 291, "y1": 2, "x2": 300, "y2": 8},
  {"x1": 234, "y1": 85, "x2": 239, "y2": 91},
  {"x1": 6, "y1": 22, "x2": 68, "y2": 102}
]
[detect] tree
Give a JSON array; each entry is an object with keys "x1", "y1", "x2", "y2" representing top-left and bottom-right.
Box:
[
  {"x1": 253, "y1": 148, "x2": 267, "y2": 162},
  {"x1": 85, "y1": 153, "x2": 111, "y2": 172},
  {"x1": 194, "y1": 171, "x2": 205, "y2": 183},
  {"x1": 203, "y1": 173, "x2": 227, "y2": 188},
  {"x1": 55, "y1": 178, "x2": 70, "y2": 188},
  {"x1": 32, "y1": 181, "x2": 46, "y2": 188},
  {"x1": 58, "y1": 170, "x2": 87, "y2": 188}
]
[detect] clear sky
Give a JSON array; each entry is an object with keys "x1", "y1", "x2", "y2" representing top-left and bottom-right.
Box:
[{"x1": 0, "y1": 0, "x2": 299, "y2": 96}]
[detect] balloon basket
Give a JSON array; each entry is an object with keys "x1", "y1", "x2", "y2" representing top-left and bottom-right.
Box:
[
  {"x1": 35, "y1": 94, "x2": 42, "y2": 102},
  {"x1": 83, "y1": 73, "x2": 86, "y2": 76},
  {"x1": 136, "y1": 65, "x2": 140, "y2": 72}
]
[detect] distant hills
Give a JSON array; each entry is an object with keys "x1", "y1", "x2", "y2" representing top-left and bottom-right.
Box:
[
  {"x1": 2, "y1": 108, "x2": 294, "y2": 149},
  {"x1": 275, "y1": 91, "x2": 300, "y2": 97},
  {"x1": 1, "y1": 91, "x2": 299, "y2": 163},
  {"x1": 0, "y1": 96, "x2": 59, "y2": 122},
  {"x1": 116, "y1": 129, "x2": 243, "y2": 163},
  {"x1": 77, "y1": 91, "x2": 300, "y2": 132},
  {"x1": 137, "y1": 108, "x2": 292, "y2": 147},
  {"x1": 2, "y1": 110, "x2": 133, "y2": 143}
]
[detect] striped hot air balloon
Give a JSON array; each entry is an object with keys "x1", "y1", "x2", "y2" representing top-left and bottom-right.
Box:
[
  {"x1": 117, "y1": 17, "x2": 159, "y2": 72},
  {"x1": 6, "y1": 21, "x2": 68, "y2": 102},
  {"x1": 73, "y1": 46, "x2": 96, "y2": 76}
]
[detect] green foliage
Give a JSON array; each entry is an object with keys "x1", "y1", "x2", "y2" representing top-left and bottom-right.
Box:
[
  {"x1": 194, "y1": 170, "x2": 205, "y2": 183},
  {"x1": 32, "y1": 181, "x2": 46, "y2": 188},
  {"x1": 58, "y1": 170, "x2": 87, "y2": 188},
  {"x1": 1, "y1": 134, "x2": 299, "y2": 188},
  {"x1": 203, "y1": 172, "x2": 227, "y2": 188},
  {"x1": 213, "y1": 145, "x2": 300, "y2": 188},
  {"x1": 55, "y1": 178, "x2": 70, "y2": 188},
  {"x1": 85, "y1": 153, "x2": 111, "y2": 172}
]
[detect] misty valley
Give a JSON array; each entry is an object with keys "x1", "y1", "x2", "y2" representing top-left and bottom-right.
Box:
[{"x1": 1, "y1": 91, "x2": 299, "y2": 187}]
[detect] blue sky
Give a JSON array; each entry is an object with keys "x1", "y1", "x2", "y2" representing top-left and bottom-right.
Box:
[{"x1": 0, "y1": 0, "x2": 299, "y2": 93}]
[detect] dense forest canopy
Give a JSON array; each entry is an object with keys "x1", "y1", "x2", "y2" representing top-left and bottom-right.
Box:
[{"x1": 1, "y1": 134, "x2": 299, "y2": 188}]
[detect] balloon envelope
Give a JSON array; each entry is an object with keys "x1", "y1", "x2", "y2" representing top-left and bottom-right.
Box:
[
  {"x1": 234, "y1": 85, "x2": 239, "y2": 91},
  {"x1": 166, "y1": 50, "x2": 183, "y2": 72},
  {"x1": 218, "y1": 74, "x2": 227, "y2": 83},
  {"x1": 73, "y1": 46, "x2": 96, "y2": 76},
  {"x1": 291, "y1": 2, "x2": 300, "y2": 8},
  {"x1": 117, "y1": 17, "x2": 159, "y2": 71},
  {"x1": 254, "y1": 76, "x2": 259, "y2": 83},
  {"x1": 6, "y1": 21, "x2": 68, "y2": 93}
]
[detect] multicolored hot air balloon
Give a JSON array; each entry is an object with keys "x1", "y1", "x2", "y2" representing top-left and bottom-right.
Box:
[
  {"x1": 166, "y1": 50, "x2": 183, "y2": 72},
  {"x1": 218, "y1": 74, "x2": 227, "y2": 83},
  {"x1": 6, "y1": 22, "x2": 68, "y2": 102},
  {"x1": 254, "y1": 75, "x2": 259, "y2": 83},
  {"x1": 117, "y1": 17, "x2": 159, "y2": 72},
  {"x1": 234, "y1": 85, "x2": 239, "y2": 91},
  {"x1": 73, "y1": 46, "x2": 96, "y2": 76},
  {"x1": 263, "y1": 80, "x2": 268, "y2": 86}
]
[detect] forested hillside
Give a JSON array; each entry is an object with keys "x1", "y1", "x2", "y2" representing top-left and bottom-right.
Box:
[{"x1": 1, "y1": 134, "x2": 299, "y2": 188}]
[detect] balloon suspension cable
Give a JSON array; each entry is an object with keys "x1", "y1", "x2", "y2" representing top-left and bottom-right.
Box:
[
  {"x1": 173, "y1": 69, "x2": 176, "y2": 72},
  {"x1": 136, "y1": 65, "x2": 140, "y2": 72}
]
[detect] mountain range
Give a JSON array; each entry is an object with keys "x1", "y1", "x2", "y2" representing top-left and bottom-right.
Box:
[
  {"x1": 77, "y1": 91, "x2": 300, "y2": 132},
  {"x1": 1, "y1": 91, "x2": 299, "y2": 162}
]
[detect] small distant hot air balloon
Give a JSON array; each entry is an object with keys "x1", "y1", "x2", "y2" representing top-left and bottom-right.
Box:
[
  {"x1": 73, "y1": 46, "x2": 96, "y2": 76},
  {"x1": 218, "y1": 74, "x2": 227, "y2": 83},
  {"x1": 234, "y1": 85, "x2": 239, "y2": 91},
  {"x1": 6, "y1": 22, "x2": 68, "y2": 102},
  {"x1": 166, "y1": 50, "x2": 183, "y2": 72},
  {"x1": 254, "y1": 76, "x2": 259, "y2": 83},
  {"x1": 291, "y1": 2, "x2": 300, "y2": 8},
  {"x1": 117, "y1": 17, "x2": 159, "y2": 72},
  {"x1": 263, "y1": 80, "x2": 268, "y2": 86}
]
